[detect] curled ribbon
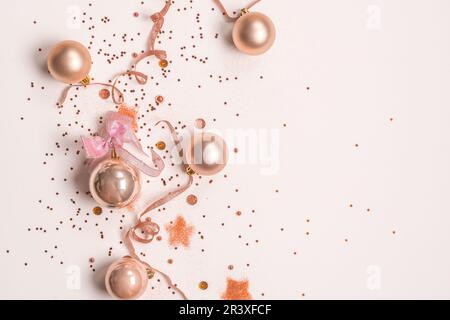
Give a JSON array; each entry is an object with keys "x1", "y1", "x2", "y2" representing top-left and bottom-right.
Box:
[
  {"x1": 81, "y1": 111, "x2": 164, "y2": 177},
  {"x1": 109, "y1": 1, "x2": 172, "y2": 103},
  {"x1": 58, "y1": 1, "x2": 172, "y2": 107},
  {"x1": 124, "y1": 120, "x2": 193, "y2": 300},
  {"x1": 132, "y1": 0, "x2": 172, "y2": 71}
]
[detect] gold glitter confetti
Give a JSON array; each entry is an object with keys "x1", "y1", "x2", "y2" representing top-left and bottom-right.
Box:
[
  {"x1": 156, "y1": 141, "x2": 166, "y2": 150},
  {"x1": 199, "y1": 281, "x2": 208, "y2": 290},
  {"x1": 92, "y1": 206, "x2": 102, "y2": 215},
  {"x1": 159, "y1": 59, "x2": 168, "y2": 68}
]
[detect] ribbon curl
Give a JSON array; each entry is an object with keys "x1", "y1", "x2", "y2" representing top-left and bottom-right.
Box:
[
  {"x1": 124, "y1": 120, "x2": 193, "y2": 300},
  {"x1": 133, "y1": 0, "x2": 172, "y2": 69},
  {"x1": 81, "y1": 111, "x2": 164, "y2": 177}
]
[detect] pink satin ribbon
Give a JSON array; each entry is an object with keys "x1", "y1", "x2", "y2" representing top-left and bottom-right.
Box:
[
  {"x1": 213, "y1": 0, "x2": 261, "y2": 21},
  {"x1": 81, "y1": 111, "x2": 164, "y2": 177},
  {"x1": 124, "y1": 120, "x2": 193, "y2": 300}
]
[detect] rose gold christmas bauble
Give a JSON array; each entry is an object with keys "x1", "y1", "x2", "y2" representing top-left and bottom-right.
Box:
[
  {"x1": 232, "y1": 12, "x2": 276, "y2": 55},
  {"x1": 187, "y1": 132, "x2": 228, "y2": 176},
  {"x1": 105, "y1": 256, "x2": 148, "y2": 300},
  {"x1": 89, "y1": 158, "x2": 140, "y2": 208},
  {"x1": 47, "y1": 40, "x2": 92, "y2": 84}
]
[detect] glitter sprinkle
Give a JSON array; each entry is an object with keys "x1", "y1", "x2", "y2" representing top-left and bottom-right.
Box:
[
  {"x1": 165, "y1": 216, "x2": 194, "y2": 248},
  {"x1": 222, "y1": 278, "x2": 252, "y2": 300},
  {"x1": 199, "y1": 281, "x2": 208, "y2": 290},
  {"x1": 92, "y1": 207, "x2": 102, "y2": 215}
]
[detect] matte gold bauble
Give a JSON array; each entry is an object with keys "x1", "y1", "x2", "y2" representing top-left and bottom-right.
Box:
[{"x1": 232, "y1": 11, "x2": 276, "y2": 55}]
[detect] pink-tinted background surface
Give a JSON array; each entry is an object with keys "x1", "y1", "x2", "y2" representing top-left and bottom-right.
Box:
[{"x1": 1, "y1": 0, "x2": 450, "y2": 299}]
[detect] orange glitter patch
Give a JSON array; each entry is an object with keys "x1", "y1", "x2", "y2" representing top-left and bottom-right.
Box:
[
  {"x1": 222, "y1": 278, "x2": 252, "y2": 300},
  {"x1": 118, "y1": 105, "x2": 138, "y2": 130},
  {"x1": 165, "y1": 216, "x2": 194, "y2": 248}
]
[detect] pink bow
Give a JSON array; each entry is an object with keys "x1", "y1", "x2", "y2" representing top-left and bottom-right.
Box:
[{"x1": 81, "y1": 111, "x2": 164, "y2": 177}]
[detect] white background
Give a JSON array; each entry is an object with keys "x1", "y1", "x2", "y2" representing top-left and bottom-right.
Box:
[{"x1": 1, "y1": 0, "x2": 450, "y2": 299}]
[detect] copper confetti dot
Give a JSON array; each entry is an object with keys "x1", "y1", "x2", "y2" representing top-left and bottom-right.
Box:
[
  {"x1": 199, "y1": 281, "x2": 208, "y2": 290},
  {"x1": 167, "y1": 259, "x2": 173, "y2": 264},
  {"x1": 156, "y1": 95, "x2": 164, "y2": 104},
  {"x1": 228, "y1": 265, "x2": 234, "y2": 270},
  {"x1": 156, "y1": 141, "x2": 166, "y2": 150},
  {"x1": 187, "y1": 194, "x2": 198, "y2": 206},
  {"x1": 92, "y1": 206, "x2": 103, "y2": 215},
  {"x1": 195, "y1": 118, "x2": 206, "y2": 129},
  {"x1": 99, "y1": 89, "x2": 110, "y2": 100},
  {"x1": 159, "y1": 59, "x2": 168, "y2": 68},
  {"x1": 89, "y1": 257, "x2": 95, "y2": 263},
  {"x1": 133, "y1": 12, "x2": 139, "y2": 17},
  {"x1": 235, "y1": 211, "x2": 242, "y2": 216}
]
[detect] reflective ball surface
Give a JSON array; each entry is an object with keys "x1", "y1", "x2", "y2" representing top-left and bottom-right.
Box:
[{"x1": 89, "y1": 158, "x2": 140, "y2": 208}]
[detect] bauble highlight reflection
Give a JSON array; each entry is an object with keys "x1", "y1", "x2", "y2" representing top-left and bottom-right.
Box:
[{"x1": 186, "y1": 132, "x2": 228, "y2": 176}]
